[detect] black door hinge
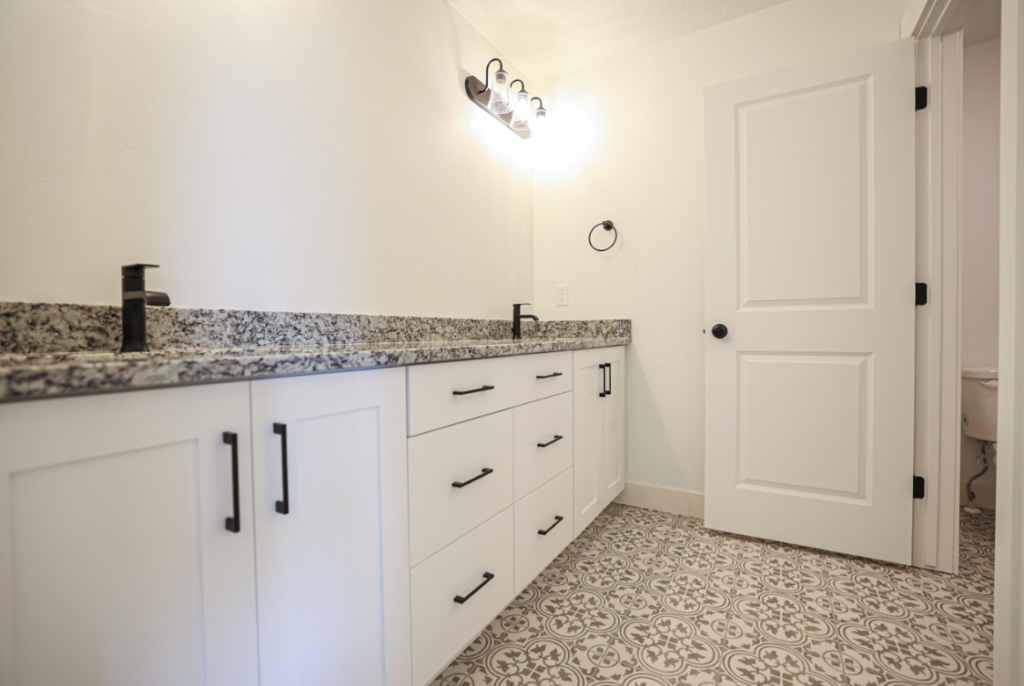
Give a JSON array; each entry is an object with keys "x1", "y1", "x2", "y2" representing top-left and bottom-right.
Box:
[
  {"x1": 916, "y1": 283, "x2": 928, "y2": 306},
  {"x1": 916, "y1": 86, "x2": 928, "y2": 111},
  {"x1": 913, "y1": 476, "x2": 926, "y2": 499}
]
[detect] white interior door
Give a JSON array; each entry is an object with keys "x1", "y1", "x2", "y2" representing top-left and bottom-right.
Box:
[{"x1": 704, "y1": 38, "x2": 917, "y2": 564}]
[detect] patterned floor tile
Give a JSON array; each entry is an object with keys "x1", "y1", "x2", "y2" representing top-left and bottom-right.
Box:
[{"x1": 431, "y1": 505, "x2": 995, "y2": 686}]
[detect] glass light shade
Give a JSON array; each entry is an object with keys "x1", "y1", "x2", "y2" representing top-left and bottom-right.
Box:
[
  {"x1": 487, "y1": 70, "x2": 512, "y2": 114},
  {"x1": 532, "y1": 107, "x2": 547, "y2": 134},
  {"x1": 510, "y1": 91, "x2": 531, "y2": 131}
]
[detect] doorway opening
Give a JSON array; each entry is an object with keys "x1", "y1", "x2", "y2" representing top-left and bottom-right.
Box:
[
  {"x1": 960, "y1": 0, "x2": 1001, "y2": 513},
  {"x1": 959, "y1": 0, "x2": 1001, "y2": 562}
]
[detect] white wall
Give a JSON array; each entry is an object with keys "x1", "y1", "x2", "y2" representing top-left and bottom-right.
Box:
[
  {"x1": 0, "y1": 0, "x2": 535, "y2": 318},
  {"x1": 964, "y1": 37, "x2": 1003, "y2": 368},
  {"x1": 533, "y1": 0, "x2": 907, "y2": 496},
  {"x1": 962, "y1": 37, "x2": 1002, "y2": 492}
]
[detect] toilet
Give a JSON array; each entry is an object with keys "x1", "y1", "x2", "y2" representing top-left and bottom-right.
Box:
[
  {"x1": 962, "y1": 367, "x2": 999, "y2": 443},
  {"x1": 962, "y1": 367, "x2": 998, "y2": 507}
]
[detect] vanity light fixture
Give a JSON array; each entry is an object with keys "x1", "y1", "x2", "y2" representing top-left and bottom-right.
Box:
[
  {"x1": 508, "y1": 80, "x2": 531, "y2": 131},
  {"x1": 481, "y1": 58, "x2": 512, "y2": 114},
  {"x1": 465, "y1": 57, "x2": 547, "y2": 140},
  {"x1": 531, "y1": 97, "x2": 547, "y2": 130}
]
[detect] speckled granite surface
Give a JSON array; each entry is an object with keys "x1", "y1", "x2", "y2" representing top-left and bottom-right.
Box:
[
  {"x1": 0, "y1": 303, "x2": 630, "y2": 402},
  {"x1": 1, "y1": 302, "x2": 629, "y2": 353}
]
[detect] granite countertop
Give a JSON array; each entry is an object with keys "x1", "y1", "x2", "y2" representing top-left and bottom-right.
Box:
[{"x1": 0, "y1": 303, "x2": 630, "y2": 402}]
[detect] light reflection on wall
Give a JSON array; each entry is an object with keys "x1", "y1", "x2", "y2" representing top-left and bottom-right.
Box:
[{"x1": 532, "y1": 90, "x2": 600, "y2": 185}]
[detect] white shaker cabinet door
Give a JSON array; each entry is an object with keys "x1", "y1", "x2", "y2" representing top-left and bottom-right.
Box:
[
  {"x1": 0, "y1": 383, "x2": 259, "y2": 686},
  {"x1": 601, "y1": 350, "x2": 626, "y2": 506},
  {"x1": 573, "y1": 347, "x2": 626, "y2": 537},
  {"x1": 251, "y1": 368, "x2": 410, "y2": 686},
  {"x1": 573, "y1": 349, "x2": 605, "y2": 537}
]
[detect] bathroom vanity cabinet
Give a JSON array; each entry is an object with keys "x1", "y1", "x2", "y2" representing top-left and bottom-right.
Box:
[
  {"x1": 406, "y1": 351, "x2": 575, "y2": 685},
  {"x1": 0, "y1": 370, "x2": 409, "y2": 686},
  {"x1": 0, "y1": 382, "x2": 263, "y2": 686},
  {"x1": 0, "y1": 347, "x2": 626, "y2": 686}
]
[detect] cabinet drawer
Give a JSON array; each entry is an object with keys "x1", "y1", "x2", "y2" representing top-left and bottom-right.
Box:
[
  {"x1": 411, "y1": 509, "x2": 514, "y2": 686},
  {"x1": 514, "y1": 469, "x2": 574, "y2": 593},
  {"x1": 407, "y1": 357, "x2": 515, "y2": 436},
  {"x1": 514, "y1": 392, "x2": 573, "y2": 500},
  {"x1": 408, "y1": 411, "x2": 513, "y2": 566},
  {"x1": 514, "y1": 351, "x2": 573, "y2": 406}
]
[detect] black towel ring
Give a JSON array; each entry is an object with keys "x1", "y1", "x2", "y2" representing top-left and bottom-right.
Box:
[{"x1": 589, "y1": 220, "x2": 618, "y2": 252}]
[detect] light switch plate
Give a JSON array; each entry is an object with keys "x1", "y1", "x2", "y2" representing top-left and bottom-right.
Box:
[{"x1": 556, "y1": 284, "x2": 569, "y2": 307}]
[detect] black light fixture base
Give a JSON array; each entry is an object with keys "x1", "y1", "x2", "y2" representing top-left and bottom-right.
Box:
[{"x1": 465, "y1": 75, "x2": 531, "y2": 140}]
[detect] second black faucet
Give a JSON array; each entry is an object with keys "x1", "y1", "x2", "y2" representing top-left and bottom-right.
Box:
[{"x1": 512, "y1": 303, "x2": 539, "y2": 340}]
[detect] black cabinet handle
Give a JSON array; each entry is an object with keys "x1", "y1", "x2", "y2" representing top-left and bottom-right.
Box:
[
  {"x1": 538, "y1": 515, "x2": 564, "y2": 536},
  {"x1": 536, "y1": 372, "x2": 563, "y2": 380},
  {"x1": 606, "y1": 363, "x2": 613, "y2": 397},
  {"x1": 452, "y1": 468, "x2": 494, "y2": 488},
  {"x1": 223, "y1": 432, "x2": 241, "y2": 533},
  {"x1": 537, "y1": 435, "x2": 564, "y2": 448},
  {"x1": 454, "y1": 572, "x2": 495, "y2": 604},
  {"x1": 273, "y1": 423, "x2": 290, "y2": 515},
  {"x1": 599, "y1": 363, "x2": 608, "y2": 398},
  {"x1": 453, "y1": 385, "x2": 495, "y2": 396}
]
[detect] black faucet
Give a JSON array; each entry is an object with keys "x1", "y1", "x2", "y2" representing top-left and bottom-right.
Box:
[
  {"x1": 512, "y1": 303, "x2": 539, "y2": 340},
  {"x1": 120, "y1": 264, "x2": 170, "y2": 353}
]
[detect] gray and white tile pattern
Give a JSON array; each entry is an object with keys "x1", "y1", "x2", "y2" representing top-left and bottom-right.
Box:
[{"x1": 433, "y1": 505, "x2": 995, "y2": 686}]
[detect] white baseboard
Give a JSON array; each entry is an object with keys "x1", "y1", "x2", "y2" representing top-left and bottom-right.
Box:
[
  {"x1": 960, "y1": 481, "x2": 997, "y2": 510},
  {"x1": 614, "y1": 482, "x2": 705, "y2": 519},
  {"x1": 614, "y1": 481, "x2": 996, "y2": 521}
]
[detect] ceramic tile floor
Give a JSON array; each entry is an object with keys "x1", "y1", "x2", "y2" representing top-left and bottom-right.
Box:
[{"x1": 432, "y1": 504, "x2": 995, "y2": 686}]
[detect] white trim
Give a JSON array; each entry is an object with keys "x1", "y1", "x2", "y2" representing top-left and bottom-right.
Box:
[
  {"x1": 912, "y1": 33, "x2": 963, "y2": 575},
  {"x1": 899, "y1": 2, "x2": 1024, "y2": 675},
  {"x1": 939, "y1": 30, "x2": 965, "y2": 574},
  {"x1": 614, "y1": 483, "x2": 705, "y2": 519},
  {"x1": 904, "y1": 0, "x2": 981, "y2": 39},
  {"x1": 996, "y1": 1, "x2": 1024, "y2": 681},
  {"x1": 904, "y1": 0, "x2": 931, "y2": 37}
]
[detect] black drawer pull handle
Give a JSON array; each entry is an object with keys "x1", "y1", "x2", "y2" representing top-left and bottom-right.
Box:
[
  {"x1": 453, "y1": 385, "x2": 495, "y2": 396},
  {"x1": 273, "y1": 423, "x2": 290, "y2": 515},
  {"x1": 536, "y1": 372, "x2": 563, "y2": 380},
  {"x1": 454, "y1": 572, "x2": 495, "y2": 604},
  {"x1": 223, "y1": 432, "x2": 241, "y2": 533},
  {"x1": 538, "y1": 515, "x2": 564, "y2": 536},
  {"x1": 599, "y1": 363, "x2": 608, "y2": 398},
  {"x1": 537, "y1": 435, "x2": 564, "y2": 448},
  {"x1": 452, "y1": 468, "x2": 494, "y2": 488}
]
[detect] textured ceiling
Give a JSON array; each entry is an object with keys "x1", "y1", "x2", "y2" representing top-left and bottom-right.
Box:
[
  {"x1": 965, "y1": 0, "x2": 1001, "y2": 46},
  {"x1": 449, "y1": 0, "x2": 795, "y2": 81}
]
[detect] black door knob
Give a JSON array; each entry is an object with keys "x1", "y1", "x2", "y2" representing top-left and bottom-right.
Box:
[{"x1": 711, "y1": 324, "x2": 728, "y2": 339}]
